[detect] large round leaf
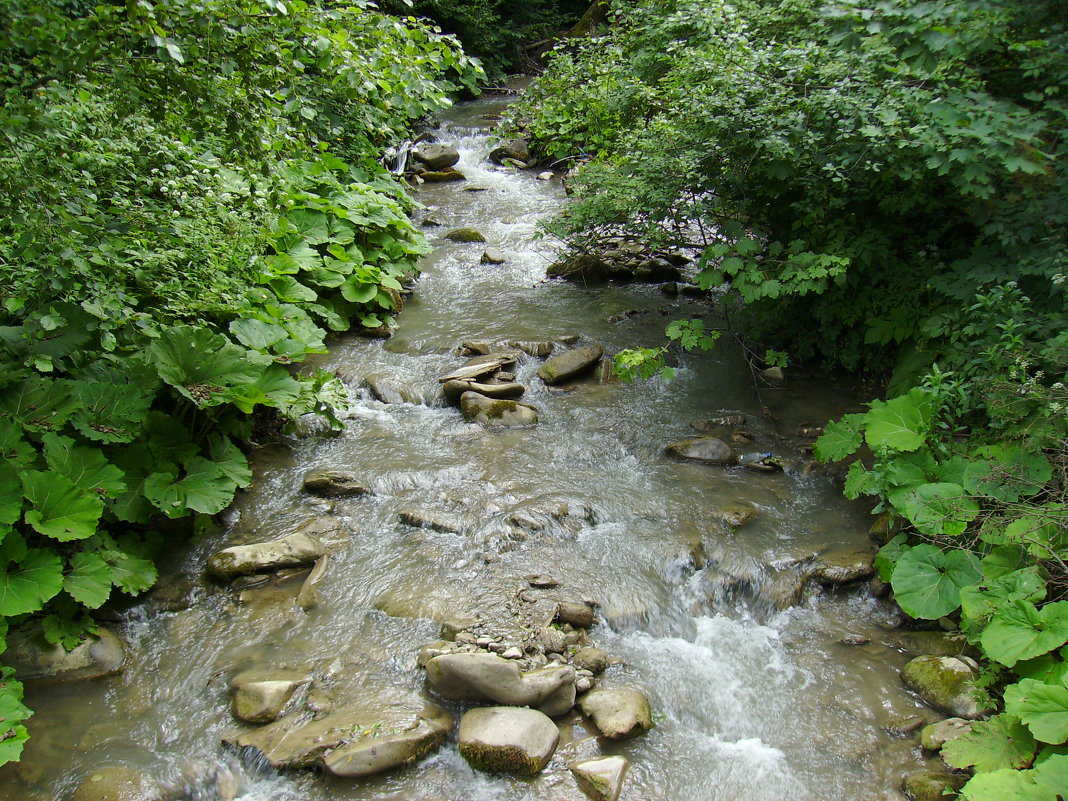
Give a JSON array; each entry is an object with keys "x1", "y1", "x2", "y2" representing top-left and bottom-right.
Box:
[
  {"x1": 863, "y1": 388, "x2": 933, "y2": 452},
  {"x1": 981, "y1": 601, "x2": 1068, "y2": 667},
  {"x1": 0, "y1": 548, "x2": 64, "y2": 616},
  {"x1": 21, "y1": 470, "x2": 104, "y2": 542},
  {"x1": 1004, "y1": 678, "x2": 1068, "y2": 744},
  {"x1": 891, "y1": 543, "x2": 981, "y2": 619}
]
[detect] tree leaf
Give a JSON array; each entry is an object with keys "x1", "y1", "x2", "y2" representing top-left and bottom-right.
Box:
[
  {"x1": 982, "y1": 601, "x2": 1068, "y2": 668},
  {"x1": 1004, "y1": 678, "x2": 1068, "y2": 744},
  {"x1": 891, "y1": 543, "x2": 980, "y2": 619},
  {"x1": 863, "y1": 387, "x2": 932, "y2": 452},
  {"x1": 21, "y1": 471, "x2": 104, "y2": 542},
  {"x1": 942, "y1": 714, "x2": 1036, "y2": 772},
  {"x1": 63, "y1": 551, "x2": 113, "y2": 608},
  {"x1": 814, "y1": 413, "x2": 865, "y2": 461}
]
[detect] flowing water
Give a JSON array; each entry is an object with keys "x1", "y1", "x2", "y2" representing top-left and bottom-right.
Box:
[{"x1": 2, "y1": 95, "x2": 940, "y2": 801}]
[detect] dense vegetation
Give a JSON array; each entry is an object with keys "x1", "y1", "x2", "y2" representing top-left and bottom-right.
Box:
[
  {"x1": 0, "y1": 0, "x2": 481, "y2": 763},
  {"x1": 513, "y1": 0, "x2": 1067, "y2": 797}
]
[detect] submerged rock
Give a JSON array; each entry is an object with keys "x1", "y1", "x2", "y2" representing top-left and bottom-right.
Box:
[
  {"x1": 296, "y1": 555, "x2": 329, "y2": 610},
  {"x1": 537, "y1": 346, "x2": 604, "y2": 384},
  {"x1": 9, "y1": 627, "x2": 126, "y2": 683},
  {"x1": 665, "y1": 437, "x2": 735, "y2": 465},
  {"x1": 902, "y1": 656, "x2": 993, "y2": 719},
  {"x1": 226, "y1": 702, "x2": 452, "y2": 777},
  {"x1": 398, "y1": 509, "x2": 465, "y2": 535},
  {"x1": 443, "y1": 227, "x2": 486, "y2": 243},
  {"x1": 458, "y1": 706, "x2": 558, "y2": 776},
  {"x1": 69, "y1": 764, "x2": 164, "y2": 801},
  {"x1": 365, "y1": 373, "x2": 421, "y2": 405},
  {"x1": 460, "y1": 392, "x2": 538, "y2": 427},
  {"x1": 580, "y1": 688, "x2": 652, "y2": 740},
  {"x1": 425, "y1": 652, "x2": 576, "y2": 716},
  {"x1": 206, "y1": 532, "x2": 325, "y2": 580},
  {"x1": 302, "y1": 469, "x2": 372, "y2": 497},
  {"x1": 231, "y1": 669, "x2": 310, "y2": 723},
  {"x1": 808, "y1": 544, "x2": 875, "y2": 585},
  {"x1": 901, "y1": 769, "x2": 967, "y2": 801},
  {"x1": 412, "y1": 144, "x2": 460, "y2": 172},
  {"x1": 507, "y1": 339, "x2": 556, "y2": 358},
  {"x1": 570, "y1": 755, "x2": 630, "y2": 801}
]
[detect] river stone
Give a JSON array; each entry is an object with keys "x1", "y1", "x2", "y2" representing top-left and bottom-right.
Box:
[
  {"x1": 443, "y1": 379, "x2": 525, "y2": 402},
  {"x1": 570, "y1": 756, "x2": 629, "y2": 801},
  {"x1": 398, "y1": 509, "x2": 465, "y2": 534},
  {"x1": 413, "y1": 144, "x2": 460, "y2": 171},
  {"x1": 507, "y1": 339, "x2": 557, "y2": 358},
  {"x1": 547, "y1": 254, "x2": 610, "y2": 283},
  {"x1": 572, "y1": 647, "x2": 610, "y2": 674},
  {"x1": 665, "y1": 437, "x2": 735, "y2": 465},
  {"x1": 231, "y1": 669, "x2": 310, "y2": 723},
  {"x1": 460, "y1": 391, "x2": 538, "y2": 427},
  {"x1": 901, "y1": 769, "x2": 967, "y2": 801},
  {"x1": 719, "y1": 503, "x2": 758, "y2": 527},
  {"x1": 555, "y1": 601, "x2": 596, "y2": 629},
  {"x1": 425, "y1": 652, "x2": 576, "y2": 716},
  {"x1": 489, "y1": 137, "x2": 531, "y2": 165},
  {"x1": 70, "y1": 765, "x2": 164, "y2": 801},
  {"x1": 537, "y1": 346, "x2": 604, "y2": 384},
  {"x1": 902, "y1": 656, "x2": 993, "y2": 719},
  {"x1": 206, "y1": 532, "x2": 325, "y2": 580},
  {"x1": 421, "y1": 168, "x2": 466, "y2": 182},
  {"x1": 302, "y1": 469, "x2": 371, "y2": 497},
  {"x1": 439, "y1": 352, "x2": 520, "y2": 383},
  {"x1": 808, "y1": 544, "x2": 875, "y2": 585},
  {"x1": 365, "y1": 373, "x2": 421, "y2": 405},
  {"x1": 481, "y1": 247, "x2": 507, "y2": 264},
  {"x1": 443, "y1": 227, "x2": 486, "y2": 243},
  {"x1": 226, "y1": 702, "x2": 452, "y2": 776},
  {"x1": 290, "y1": 413, "x2": 341, "y2": 439},
  {"x1": 458, "y1": 706, "x2": 558, "y2": 776},
  {"x1": 9, "y1": 627, "x2": 126, "y2": 683},
  {"x1": 921, "y1": 717, "x2": 973, "y2": 752},
  {"x1": 580, "y1": 688, "x2": 652, "y2": 740},
  {"x1": 633, "y1": 258, "x2": 683, "y2": 283},
  {"x1": 296, "y1": 554, "x2": 329, "y2": 610}
]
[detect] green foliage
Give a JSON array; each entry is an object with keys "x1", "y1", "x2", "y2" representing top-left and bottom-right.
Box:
[
  {"x1": 0, "y1": 0, "x2": 482, "y2": 766},
  {"x1": 943, "y1": 714, "x2": 1036, "y2": 773}
]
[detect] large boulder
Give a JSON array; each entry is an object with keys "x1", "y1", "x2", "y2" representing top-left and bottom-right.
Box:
[
  {"x1": 580, "y1": 688, "x2": 652, "y2": 740},
  {"x1": 537, "y1": 346, "x2": 604, "y2": 385},
  {"x1": 443, "y1": 379, "x2": 525, "y2": 403},
  {"x1": 231, "y1": 669, "x2": 310, "y2": 723},
  {"x1": 225, "y1": 702, "x2": 452, "y2": 777},
  {"x1": 570, "y1": 756, "x2": 630, "y2": 801},
  {"x1": 9, "y1": 627, "x2": 126, "y2": 683},
  {"x1": 443, "y1": 227, "x2": 486, "y2": 243},
  {"x1": 902, "y1": 656, "x2": 994, "y2": 719},
  {"x1": 206, "y1": 532, "x2": 325, "y2": 580},
  {"x1": 808, "y1": 544, "x2": 875, "y2": 585},
  {"x1": 412, "y1": 144, "x2": 460, "y2": 172},
  {"x1": 458, "y1": 707, "x2": 558, "y2": 776},
  {"x1": 489, "y1": 137, "x2": 531, "y2": 165},
  {"x1": 665, "y1": 437, "x2": 735, "y2": 465},
  {"x1": 460, "y1": 392, "x2": 538, "y2": 427},
  {"x1": 547, "y1": 254, "x2": 610, "y2": 283},
  {"x1": 425, "y1": 652, "x2": 576, "y2": 716},
  {"x1": 302, "y1": 469, "x2": 371, "y2": 497}
]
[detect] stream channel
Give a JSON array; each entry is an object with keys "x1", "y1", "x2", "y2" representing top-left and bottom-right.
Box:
[{"x1": 5, "y1": 92, "x2": 943, "y2": 801}]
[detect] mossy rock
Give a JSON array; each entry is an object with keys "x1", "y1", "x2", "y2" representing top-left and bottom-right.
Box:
[
  {"x1": 443, "y1": 227, "x2": 486, "y2": 243},
  {"x1": 457, "y1": 707, "x2": 558, "y2": 776},
  {"x1": 901, "y1": 655, "x2": 993, "y2": 719},
  {"x1": 902, "y1": 769, "x2": 967, "y2": 801}
]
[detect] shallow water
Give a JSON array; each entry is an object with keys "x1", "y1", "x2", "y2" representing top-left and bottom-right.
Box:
[{"x1": 2, "y1": 96, "x2": 933, "y2": 801}]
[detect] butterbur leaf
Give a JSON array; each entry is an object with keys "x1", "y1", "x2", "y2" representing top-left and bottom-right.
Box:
[
  {"x1": 230, "y1": 318, "x2": 288, "y2": 351},
  {"x1": 341, "y1": 278, "x2": 378, "y2": 304},
  {"x1": 1015, "y1": 655, "x2": 1068, "y2": 686},
  {"x1": 874, "y1": 533, "x2": 909, "y2": 582},
  {"x1": 942, "y1": 714, "x2": 1036, "y2": 772},
  {"x1": 21, "y1": 471, "x2": 103, "y2": 541},
  {"x1": 208, "y1": 435, "x2": 252, "y2": 488},
  {"x1": 863, "y1": 387, "x2": 932, "y2": 452},
  {"x1": 1004, "y1": 678, "x2": 1068, "y2": 743},
  {"x1": 42, "y1": 611, "x2": 97, "y2": 650},
  {"x1": 843, "y1": 461, "x2": 879, "y2": 499},
  {"x1": 144, "y1": 458, "x2": 234, "y2": 517},
  {"x1": 0, "y1": 465, "x2": 22, "y2": 526},
  {"x1": 0, "y1": 421, "x2": 35, "y2": 467},
  {"x1": 961, "y1": 569, "x2": 1047, "y2": 641},
  {"x1": 101, "y1": 549, "x2": 157, "y2": 595},
  {"x1": 71, "y1": 380, "x2": 152, "y2": 443},
  {"x1": 63, "y1": 551, "x2": 112, "y2": 608},
  {"x1": 149, "y1": 325, "x2": 270, "y2": 408},
  {"x1": 0, "y1": 547, "x2": 64, "y2": 615},
  {"x1": 268, "y1": 276, "x2": 317, "y2": 303},
  {"x1": 42, "y1": 433, "x2": 126, "y2": 498},
  {"x1": 959, "y1": 767, "x2": 1038, "y2": 801},
  {"x1": 891, "y1": 543, "x2": 980, "y2": 619},
  {"x1": 0, "y1": 375, "x2": 77, "y2": 432},
  {"x1": 0, "y1": 672, "x2": 31, "y2": 765},
  {"x1": 890, "y1": 482, "x2": 980, "y2": 536},
  {"x1": 983, "y1": 601, "x2": 1068, "y2": 668},
  {"x1": 229, "y1": 365, "x2": 303, "y2": 413},
  {"x1": 814, "y1": 413, "x2": 865, "y2": 461}
]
